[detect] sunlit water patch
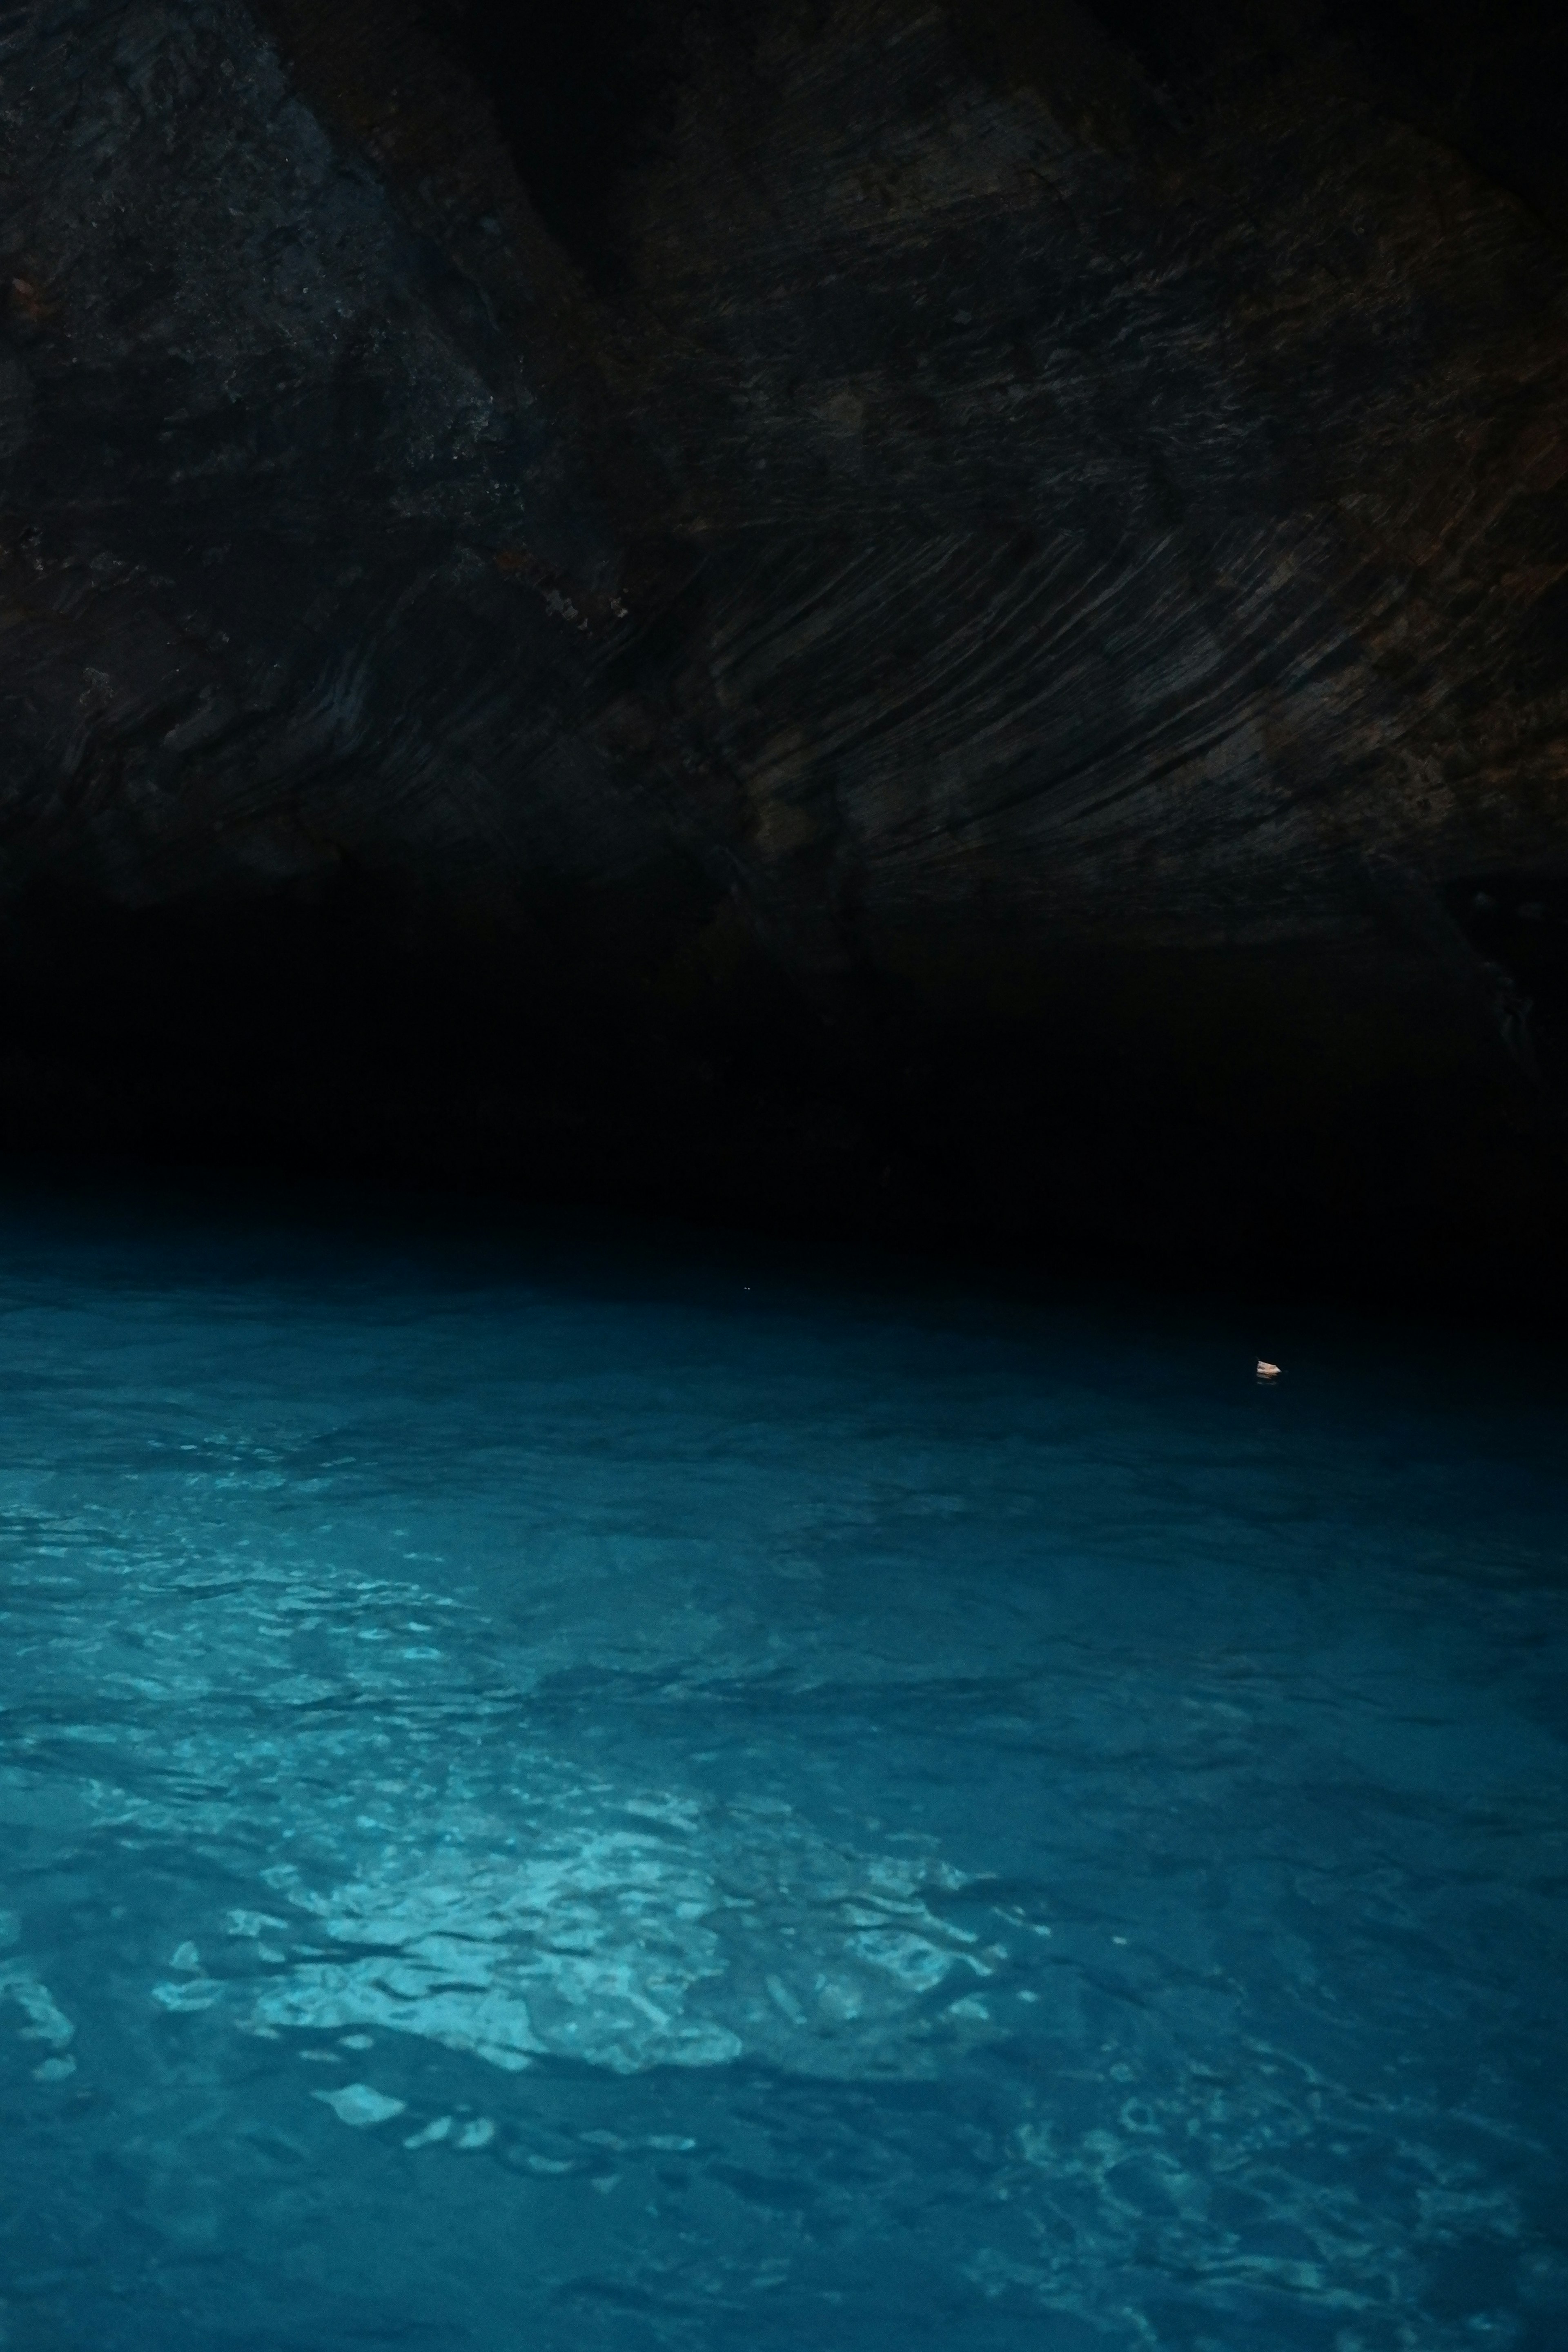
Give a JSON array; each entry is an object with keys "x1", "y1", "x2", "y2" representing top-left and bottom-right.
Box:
[{"x1": 0, "y1": 1186, "x2": 1564, "y2": 2350}]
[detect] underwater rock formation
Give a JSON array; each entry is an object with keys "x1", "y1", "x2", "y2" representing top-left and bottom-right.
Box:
[{"x1": 2, "y1": 0, "x2": 1566, "y2": 1300}]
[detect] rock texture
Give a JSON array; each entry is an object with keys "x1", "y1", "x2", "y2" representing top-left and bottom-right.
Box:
[{"x1": 2, "y1": 0, "x2": 1566, "y2": 1302}]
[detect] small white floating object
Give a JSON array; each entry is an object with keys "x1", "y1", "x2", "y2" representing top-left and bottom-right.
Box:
[
  {"x1": 314, "y1": 2082, "x2": 406, "y2": 2128},
  {"x1": 1256, "y1": 1360, "x2": 1281, "y2": 1381}
]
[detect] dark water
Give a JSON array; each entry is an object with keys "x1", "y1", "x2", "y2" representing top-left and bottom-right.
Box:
[{"x1": 0, "y1": 1186, "x2": 1564, "y2": 2351}]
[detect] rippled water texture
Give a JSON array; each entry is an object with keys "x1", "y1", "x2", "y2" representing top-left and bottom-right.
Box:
[{"x1": 0, "y1": 1186, "x2": 1564, "y2": 2350}]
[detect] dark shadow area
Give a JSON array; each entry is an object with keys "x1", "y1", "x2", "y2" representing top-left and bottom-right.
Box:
[
  {"x1": 1332, "y1": 0, "x2": 1568, "y2": 237},
  {"x1": 1447, "y1": 874, "x2": 1568, "y2": 1095},
  {"x1": 421, "y1": 0, "x2": 738, "y2": 281},
  {"x1": 967, "y1": 0, "x2": 1568, "y2": 235},
  {"x1": 0, "y1": 875, "x2": 1563, "y2": 1325}
]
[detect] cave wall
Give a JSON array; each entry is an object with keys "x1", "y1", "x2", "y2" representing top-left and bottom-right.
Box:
[{"x1": 1, "y1": 0, "x2": 1566, "y2": 1301}]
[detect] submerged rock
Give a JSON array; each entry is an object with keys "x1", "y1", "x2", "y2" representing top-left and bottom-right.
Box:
[{"x1": 1, "y1": 0, "x2": 1565, "y2": 1301}]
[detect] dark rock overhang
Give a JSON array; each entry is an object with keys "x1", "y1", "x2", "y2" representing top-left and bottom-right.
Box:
[{"x1": 2, "y1": 0, "x2": 1566, "y2": 1304}]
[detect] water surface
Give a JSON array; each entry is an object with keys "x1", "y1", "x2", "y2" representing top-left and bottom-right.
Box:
[{"x1": 0, "y1": 1187, "x2": 1564, "y2": 2350}]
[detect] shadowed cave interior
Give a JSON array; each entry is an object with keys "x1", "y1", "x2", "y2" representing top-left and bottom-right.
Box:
[
  {"x1": 2, "y1": 12, "x2": 1568, "y2": 2352},
  {"x1": 1, "y1": 0, "x2": 1566, "y2": 1308}
]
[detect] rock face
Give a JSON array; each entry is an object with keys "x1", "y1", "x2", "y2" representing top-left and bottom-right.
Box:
[{"x1": 2, "y1": 0, "x2": 1566, "y2": 1303}]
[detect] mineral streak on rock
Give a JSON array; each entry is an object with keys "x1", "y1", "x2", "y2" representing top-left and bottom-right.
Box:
[{"x1": 0, "y1": 1, "x2": 1565, "y2": 1301}]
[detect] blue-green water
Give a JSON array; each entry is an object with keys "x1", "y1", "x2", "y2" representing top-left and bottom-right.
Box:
[{"x1": 0, "y1": 1188, "x2": 1564, "y2": 2350}]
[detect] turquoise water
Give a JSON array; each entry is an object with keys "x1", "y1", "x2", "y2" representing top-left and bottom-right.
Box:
[{"x1": 0, "y1": 1187, "x2": 1564, "y2": 2350}]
